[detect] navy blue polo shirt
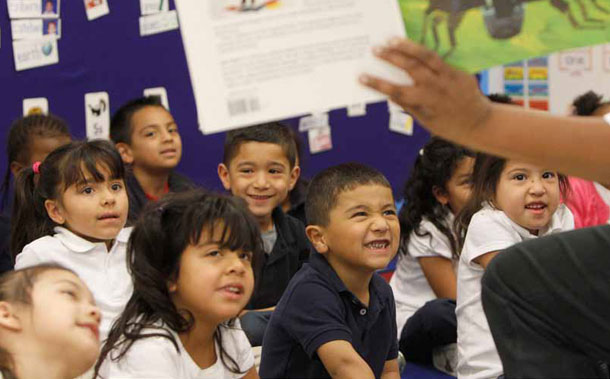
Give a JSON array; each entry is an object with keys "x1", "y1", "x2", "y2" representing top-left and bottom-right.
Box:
[{"x1": 259, "y1": 252, "x2": 398, "y2": 378}]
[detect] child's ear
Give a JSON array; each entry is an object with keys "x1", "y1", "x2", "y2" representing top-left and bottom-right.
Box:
[
  {"x1": 0, "y1": 302, "x2": 22, "y2": 332},
  {"x1": 287, "y1": 165, "x2": 301, "y2": 191},
  {"x1": 306, "y1": 225, "x2": 329, "y2": 254},
  {"x1": 432, "y1": 185, "x2": 449, "y2": 206},
  {"x1": 115, "y1": 143, "x2": 134, "y2": 165},
  {"x1": 167, "y1": 281, "x2": 177, "y2": 293},
  {"x1": 44, "y1": 199, "x2": 65, "y2": 225},
  {"x1": 217, "y1": 163, "x2": 232, "y2": 191},
  {"x1": 9, "y1": 161, "x2": 24, "y2": 177}
]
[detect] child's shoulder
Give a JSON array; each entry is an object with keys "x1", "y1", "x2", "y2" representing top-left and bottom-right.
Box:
[
  {"x1": 21, "y1": 229, "x2": 68, "y2": 253},
  {"x1": 549, "y1": 204, "x2": 575, "y2": 232},
  {"x1": 102, "y1": 325, "x2": 180, "y2": 377},
  {"x1": 470, "y1": 204, "x2": 512, "y2": 229},
  {"x1": 273, "y1": 207, "x2": 304, "y2": 232},
  {"x1": 272, "y1": 207, "x2": 308, "y2": 245},
  {"x1": 168, "y1": 171, "x2": 196, "y2": 192},
  {"x1": 370, "y1": 272, "x2": 395, "y2": 301},
  {"x1": 218, "y1": 321, "x2": 255, "y2": 362},
  {"x1": 116, "y1": 226, "x2": 134, "y2": 242},
  {"x1": 277, "y1": 257, "x2": 341, "y2": 307}
]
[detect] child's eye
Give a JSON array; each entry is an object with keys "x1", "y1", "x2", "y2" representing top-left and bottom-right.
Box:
[
  {"x1": 269, "y1": 169, "x2": 281, "y2": 174},
  {"x1": 513, "y1": 174, "x2": 526, "y2": 181},
  {"x1": 61, "y1": 290, "x2": 77, "y2": 299},
  {"x1": 383, "y1": 209, "x2": 397, "y2": 216},
  {"x1": 168, "y1": 126, "x2": 178, "y2": 133},
  {"x1": 351, "y1": 211, "x2": 367, "y2": 218},
  {"x1": 239, "y1": 251, "x2": 253, "y2": 261},
  {"x1": 145, "y1": 131, "x2": 155, "y2": 138},
  {"x1": 542, "y1": 172, "x2": 556, "y2": 179},
  {"x1": 111, "y1": 183, "x2": 123, "y2": 191},
  {"x1": 206, "y1": 250, "x2": 221, "y2": 257},
  {"x1": 81, "y1": 187, "x2": 94, "y2": 194},
  {"x1": 240, "y1": 169, "x2": 254, "y2": 174}
]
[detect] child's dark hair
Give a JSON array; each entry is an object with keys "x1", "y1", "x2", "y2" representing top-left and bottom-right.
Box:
[
  {"x1": 0, "y1": 263, "x2": 74, "y2": 379},
  {"x1": 110, "y1": 96, "x2": 164, "y2": 144},
  {"x1": 1, "y1": 114, "x2": 70, "y2": 211},
  {"x1": 400, "y1": 137, "x2": 474, "y2": 259},
  {"x1": 572, "y1": 90, "x2": 610, "y2": 116},
  {"x1": 10, "y1": 140, "x2": 125, "y2": 258},
  {"x1": 454, "y1": 153, "x2": 570, "y2": 250},
  {"x1": 223, "y1": 122, "x2": 298, "y2": 168},
  {"x1": 95, "y1": 190, "x2": 263, "y2": 376},
  {"x1": 306, "y1": 162, "x2": 392, "y2": 226}
]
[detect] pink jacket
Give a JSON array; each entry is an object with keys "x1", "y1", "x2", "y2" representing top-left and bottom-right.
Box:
[{"x1": 566, "y1": 177, "x2": 610, "y2": 229}]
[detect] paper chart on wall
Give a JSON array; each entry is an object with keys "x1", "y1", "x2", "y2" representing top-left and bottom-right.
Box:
[{"x1": 175, "y1": 0, "x2": 409, "y2": 135}]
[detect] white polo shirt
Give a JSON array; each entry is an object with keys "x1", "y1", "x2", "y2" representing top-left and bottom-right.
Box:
[
  {"x1": 456, "y1": 203, "x2": 573, "y2": 379},
  {"x1": 390, "y1": 215, "x2": 456, "y2": 337},
  {"x1": 98, "y1": 321, "x2": 254, "y2": 379},
  {"x1": 15, "y1": 226, "x2": 134, "y2": 342}
]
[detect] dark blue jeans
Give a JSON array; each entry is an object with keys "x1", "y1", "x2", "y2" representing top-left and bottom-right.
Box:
[
  {"x1": 240, "y1": 310, "x2": 273, "y2": 347},
  {"x1": 399, "y1": 298, "x2": 457, "y2": 365}
]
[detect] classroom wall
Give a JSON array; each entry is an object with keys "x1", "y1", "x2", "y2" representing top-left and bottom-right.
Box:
[{"x1": 0, "y1": 0, "x2": 430, "y2": 195}]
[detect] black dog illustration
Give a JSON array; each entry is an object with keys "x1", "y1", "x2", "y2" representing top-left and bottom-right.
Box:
[
  {"x1": 421, "y1": 0, "x2": 608, "y2": 58},
  {"x1": 88, "y1": 99, "x2": 107, "y2": 117}
]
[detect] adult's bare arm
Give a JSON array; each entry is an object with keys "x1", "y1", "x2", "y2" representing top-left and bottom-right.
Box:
[{"x1": 360, "y1": 38, "x2": 610, "y2": 183}]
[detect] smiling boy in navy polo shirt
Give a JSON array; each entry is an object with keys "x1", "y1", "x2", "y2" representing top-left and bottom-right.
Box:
[{"x1": 260, "y1": 162, "x2": 401, "y2": 378}]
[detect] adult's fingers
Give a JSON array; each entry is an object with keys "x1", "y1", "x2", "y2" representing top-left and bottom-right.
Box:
[
  {"x1": 385, "y1": 38, "x2": 447, "y2": 75},
  {"x1": 358, "y1": 74, "x2": 432, "y2": 116},
  {"x1": 373, "y1": 47, "x2": 438, "y2": 89}
]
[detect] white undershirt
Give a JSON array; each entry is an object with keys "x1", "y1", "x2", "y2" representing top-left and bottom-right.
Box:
[
  {"x1": 456, "y1": 203, "x2": 574, "y2": 379},
  {"x1": 390, "y1": 214, "x2": 456, "y2": 337}
]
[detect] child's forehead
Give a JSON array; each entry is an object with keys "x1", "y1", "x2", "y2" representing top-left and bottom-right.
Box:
[
  {"x1": 230, "y1": 141, "x2": 290, "y2": 166},
  {"x1": 36, "y1": 270, "x2": 86, "y2": 292},
  {"x1": 333, "y1": 183, "x2": 395, "y2": 209},
  {"x1": 130, "y1": 106, "x2": 174, "y2": 130},
  {"x1": 502, "y1": 160, "x2": 550, "y2": 174}
]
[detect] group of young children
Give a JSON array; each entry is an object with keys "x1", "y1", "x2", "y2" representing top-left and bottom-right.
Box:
[{"x1": 0, "y1": 90, "x2": 608, "y2": 379}]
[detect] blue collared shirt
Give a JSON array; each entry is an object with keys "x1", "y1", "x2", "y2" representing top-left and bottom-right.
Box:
[{"x1": 260, "y1": 252, "x2": 398, "y2": 378}]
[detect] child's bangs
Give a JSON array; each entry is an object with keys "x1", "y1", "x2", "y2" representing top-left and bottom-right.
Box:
[
  {"x1": 59, "y1": 145, "x2": 124, "y2": 190},
  {"x1": 187, "y1": 198, "x2": 261, "y2": 256}
]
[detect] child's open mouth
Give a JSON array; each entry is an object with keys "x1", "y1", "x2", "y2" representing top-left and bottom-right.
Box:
[
  {"x1": 78, "y1": 322, "x2": 100, "y2": 341},
  {"x1": 364, "y1": 239, "x2": 390, "y2": 251},
  {"x1": 525, "y1": 202, "x2": 547, "y2": 214},
  {"x1": 219, "y1": 284, "x2": 245, "y2": 299}
]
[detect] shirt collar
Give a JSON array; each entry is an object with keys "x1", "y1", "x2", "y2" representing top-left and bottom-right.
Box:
[
  {"x1": 145, "y1": 182, "x2": 170, "y2": 201},
  {"x1": 308, "y1": 252, "x2": 390, "y2": 307},
  {"x1": 309, "y1": 252, "x2": 349, "y2": 293},
  {"x1": 53, "y1": 226, "x2": 131, "y2": 253},
  {"x1": 482, "y1": 202, "x2": 571, "y2": 240}
]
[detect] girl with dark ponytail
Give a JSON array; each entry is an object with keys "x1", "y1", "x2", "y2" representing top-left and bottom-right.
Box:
[
  {"x1": 96, "y1": 190, "x2": 263, "y2": 378},
  {"x1": 390, "y1": 137, "x2": 474, "y2": 369},
  {"x1": 12, "y1": 140, "x2": 132, "y2": 343}
]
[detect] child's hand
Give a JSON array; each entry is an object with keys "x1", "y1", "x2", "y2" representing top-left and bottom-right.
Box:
[{"x1": 360, "y1": 38, "x2": 491, "y2": 143}]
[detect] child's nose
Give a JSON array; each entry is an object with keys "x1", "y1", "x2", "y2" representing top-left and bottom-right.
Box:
[
  {"x1": 529, "y1": 178, "x2": 546, "y2": 194},
  {"x1": 254, "y1": 172, "x2": 269, "y2": 188},
  {"x1": 88, "y1": 303, "x2": 102, "y2": 323},
  {"x1": 102, "y1": 189, "x2": 117, "y2": 205},
  {"x1": 371, "y1": 215, "x2": 390, "y2": 232},
  {"x1": 226, "y1": 254, "x2": 247, "y2": 275}
]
